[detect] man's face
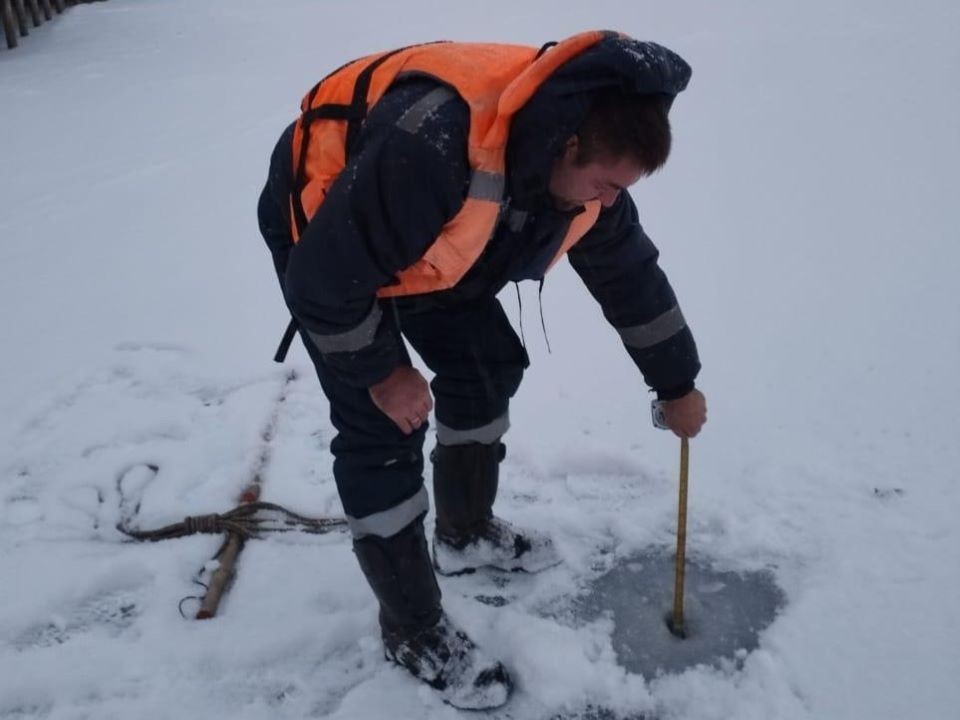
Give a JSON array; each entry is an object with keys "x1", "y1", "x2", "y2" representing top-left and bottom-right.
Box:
[{"x1": 548, "y1": 136, "x2": 645, "y2": 211}]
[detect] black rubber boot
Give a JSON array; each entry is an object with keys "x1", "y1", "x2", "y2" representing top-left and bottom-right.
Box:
[
  {"x1": 431, "y1": 443, "x2": 559, "y2": 575},
  {"x1": 431, "y1": 441, "x2": 505, "y2": 547},
  {"x1": 352, "y1": 516, "x2": 512, "y2": 709}
]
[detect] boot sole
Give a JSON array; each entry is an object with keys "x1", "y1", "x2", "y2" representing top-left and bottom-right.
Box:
[{"x1": 433, "y1": 558, "x2": 563, "y2": 577}]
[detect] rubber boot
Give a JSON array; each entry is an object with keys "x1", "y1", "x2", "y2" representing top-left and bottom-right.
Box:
[
  {"x1": 352, "y1": 515, "x2": 512, "y2": 709},
  {"x1": 431, "y1": 442, "x2": 559, "y2": 575}
]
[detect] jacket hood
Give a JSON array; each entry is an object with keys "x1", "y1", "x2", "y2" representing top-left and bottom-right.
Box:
[{"x1": 506, "y1": 34, "x2": 692, "y2": 210}]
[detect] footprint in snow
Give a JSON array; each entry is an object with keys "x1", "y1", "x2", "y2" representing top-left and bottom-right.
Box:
[{"x1": 10, "y1": 589, "x2": 142, "y2": 652}]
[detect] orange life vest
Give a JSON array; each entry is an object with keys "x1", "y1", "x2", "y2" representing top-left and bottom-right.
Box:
[{"x1": 289, "y1": 31, "x2": 612, "y2": 298}]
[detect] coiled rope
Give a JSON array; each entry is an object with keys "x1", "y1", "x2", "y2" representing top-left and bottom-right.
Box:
[{"x1": 117, "y1": 500, "x2": 347, "y2": 542}]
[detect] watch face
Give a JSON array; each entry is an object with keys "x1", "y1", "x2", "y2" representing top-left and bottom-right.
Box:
[{"x1": 651, "y1": 400, "x2": 669, "y2": 430}]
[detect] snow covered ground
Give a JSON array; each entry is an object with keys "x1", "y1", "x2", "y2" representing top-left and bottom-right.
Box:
[{"x1": 1, "y1": 1, "x2": 958, "y2": 718}]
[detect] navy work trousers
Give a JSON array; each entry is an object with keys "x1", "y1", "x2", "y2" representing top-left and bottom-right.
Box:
[{"x1": 299, "y1": 297, "x2": 527, "y2": 521}]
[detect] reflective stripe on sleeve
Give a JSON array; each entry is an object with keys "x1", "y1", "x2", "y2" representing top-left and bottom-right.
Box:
[
  {"x1": 617, "y1": 306, "x2": 687, "y2": 349},
  {"x1": 394, "y1": 83, "x2": 502, "y2": 204},
  {"x1": 435, "y1": 412, "x2": 509, "y2": 446},
  {"x1": 396, "y1": 86, "x2": 458, "y2": 134},
  {"x1": 346, "y1": 486, "x2": 430, "y2": 539},
  {"x1": 467, "y1": 170, "x2": 504, "y2": 202},
  {"x1": 306, "y1": 302, "x2": 383, "y2": 354}
]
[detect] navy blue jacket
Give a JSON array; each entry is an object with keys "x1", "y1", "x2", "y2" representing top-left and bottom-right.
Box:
[{"x1": 261, "y1": 36, "x2": 701, "y2": 399}]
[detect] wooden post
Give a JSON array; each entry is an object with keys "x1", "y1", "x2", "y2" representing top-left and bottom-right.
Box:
[
  {"x1": 37, "y1": 0, "x2": 50, "y2": 22},
  {"x1": 51, "y1": 0, "x2": 61, "y2": 13},
  {"x1": 23, "y1": 0, "x2": 39, "y2": 27},
  {"x1": 3, "y1": 0, "x2": 19, "y2": 50},
  {"x1": 195, "y1": 533, "x2": 244, "y2": 620},
  {"x1": 12, "y1": 0, "x2": 28, "y2": 37}
]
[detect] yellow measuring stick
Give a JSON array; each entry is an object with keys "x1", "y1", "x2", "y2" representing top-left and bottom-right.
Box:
[{"x1": 670, "y1": 437, "x2": 690, "y2": 637}]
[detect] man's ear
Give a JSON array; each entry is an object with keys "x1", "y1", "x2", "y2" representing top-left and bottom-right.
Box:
[{"x1": 558, "y1": 134, "x2": 579, "y2": 164}]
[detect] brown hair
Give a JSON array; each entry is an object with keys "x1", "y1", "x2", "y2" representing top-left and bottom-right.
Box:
[{"x1": 574, "y1": 91, "x2": 673, "y2": 175}]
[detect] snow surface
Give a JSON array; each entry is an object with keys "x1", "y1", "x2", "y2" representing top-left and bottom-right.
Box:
[{"x1": 1, "y1": 1, "x2": 959, "y2": 718}]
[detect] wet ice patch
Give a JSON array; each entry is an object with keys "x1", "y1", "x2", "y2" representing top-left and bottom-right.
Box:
[{"x1": 574, "y1": 550, "x2": 784, "y2": 678}]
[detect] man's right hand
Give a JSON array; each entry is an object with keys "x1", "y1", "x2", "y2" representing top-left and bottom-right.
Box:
[
  {"x1": 369, "y1": 366, "x2": 433, "y2": 435},
  {"x1": 663, "y1": 388, "x2": 707, "y2": 439}
]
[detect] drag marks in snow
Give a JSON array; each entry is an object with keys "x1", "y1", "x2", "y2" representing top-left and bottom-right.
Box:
[
  {"x1": 0, "y1": 703, "x2": 51, "y2": 720},
  {"x1": 0, "y1": 346, "x2": 295, "y2": 543}
]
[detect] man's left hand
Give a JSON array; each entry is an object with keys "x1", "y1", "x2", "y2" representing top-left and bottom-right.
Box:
[{"x1": 663, "y1": 389, "x2": 707, "y2": 439}]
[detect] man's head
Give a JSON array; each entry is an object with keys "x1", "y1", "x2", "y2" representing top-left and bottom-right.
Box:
[{"x1": 548, "y1": 91, "x2": 673, "y2": 211}]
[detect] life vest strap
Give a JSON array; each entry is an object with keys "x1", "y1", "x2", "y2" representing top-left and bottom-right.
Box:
[
  {"x1": 302, "y1": 104, "x2": 364, "y2": 123},
  {"x1": 536, "y1": 41, "x2": 558, "y2": 58},
  {"x1": 290, "y1": 46, "x2": 411, "y2": 239},
  {"x1": 273, "y1": 317, "x2": 298, "y2": 364}
]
